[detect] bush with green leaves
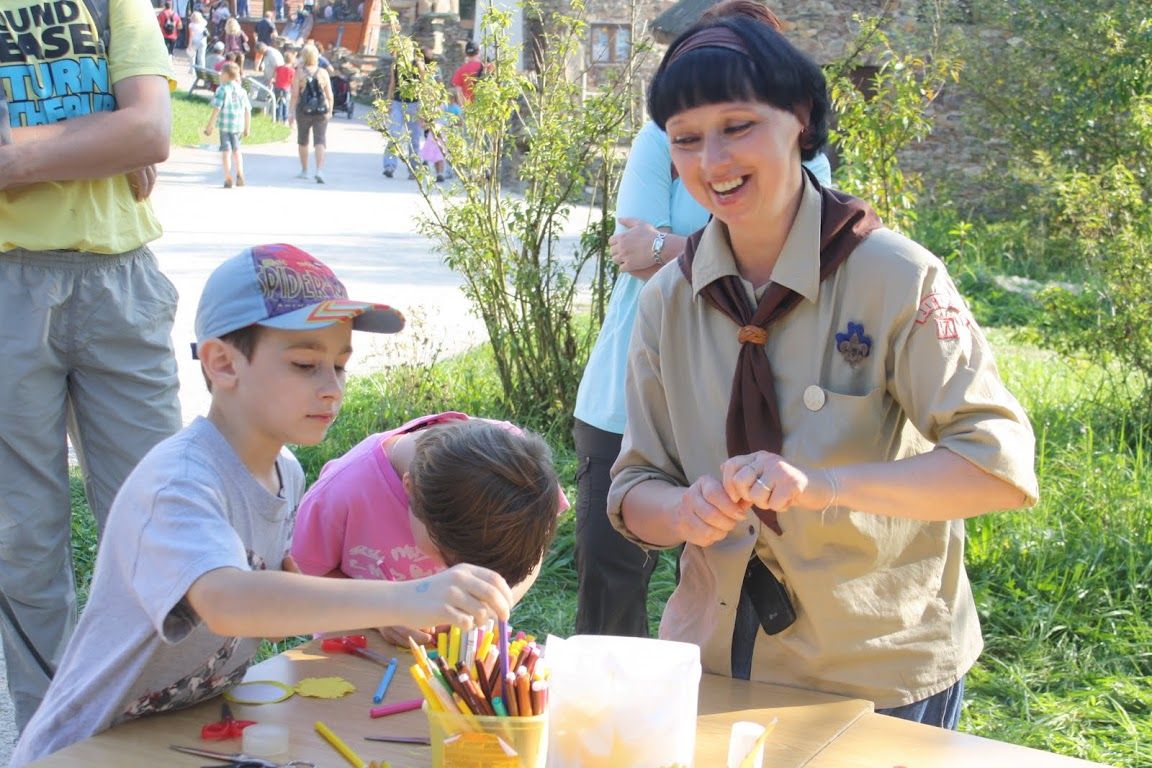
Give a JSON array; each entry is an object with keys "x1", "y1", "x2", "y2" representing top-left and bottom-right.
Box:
[
  {"x1": 1031, "y1": 157, "x2": 1152, "y2": 402},
  {"x1": 961, "y1": 0, "x2": 1152, "y2": 193},
  {"x1": 932, "y1": 0, "x2": 1152, "y2": 403},
  {"x1": 826, "y1": 16, "x2": 960, "y2": 232},
  {"x1": 372, "y1": 1, "x2": 644, "y2": 436}
]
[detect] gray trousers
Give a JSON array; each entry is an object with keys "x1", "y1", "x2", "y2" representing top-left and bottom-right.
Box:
[{"x1": 0, "y1": 246, "x2": 181, "y2": 730}]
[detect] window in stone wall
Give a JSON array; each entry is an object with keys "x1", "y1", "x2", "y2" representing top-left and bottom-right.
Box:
[{"x1": 590, "y1": 23, "x2": 630, "y2": 65}]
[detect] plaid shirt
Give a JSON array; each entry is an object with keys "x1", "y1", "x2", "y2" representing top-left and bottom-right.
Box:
[{"x1": 213, "y1": 81, "x2": 251, "y2": 134}]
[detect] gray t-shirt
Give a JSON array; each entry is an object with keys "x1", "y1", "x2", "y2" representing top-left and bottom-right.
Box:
[{"x1": 11, "y1": 418, "x2": 304, "y2": 766}]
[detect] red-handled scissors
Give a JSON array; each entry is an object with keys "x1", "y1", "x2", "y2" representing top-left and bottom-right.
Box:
[
  {"x1": 200, "y1": 702, "x2": 257, "y2": 741},
  {"x1": 320, "y1": 634, "x2": 392, "y2": 666}
]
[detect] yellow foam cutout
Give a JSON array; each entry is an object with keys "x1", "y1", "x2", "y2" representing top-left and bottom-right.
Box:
[{"x1": 294, "y1": 676, "x2": 357, "y2": 699}]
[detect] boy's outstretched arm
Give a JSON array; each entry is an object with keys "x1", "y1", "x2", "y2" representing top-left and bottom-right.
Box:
[{"x1": 186, "y1": 562, "x2": 512, "y2": 638}]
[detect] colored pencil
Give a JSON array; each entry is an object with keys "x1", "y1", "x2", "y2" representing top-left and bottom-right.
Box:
[{"x1": 372, "y1": 657, "x2": 398, "y2": 704}]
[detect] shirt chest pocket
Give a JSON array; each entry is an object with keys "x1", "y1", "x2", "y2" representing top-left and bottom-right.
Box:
[{"x1": 786, "y1": 385, "x2": 899, "y2": 467}]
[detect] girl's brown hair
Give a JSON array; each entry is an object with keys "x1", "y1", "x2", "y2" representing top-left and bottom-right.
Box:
[{"x1": 408, "y1": 421, "x2": 561, "y2": 587}]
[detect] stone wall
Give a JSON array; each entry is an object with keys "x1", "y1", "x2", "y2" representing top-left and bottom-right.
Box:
[
  {"x1": 582, "y1": 0, "x2": 676, "y2": 88},
  {"x1": 774, "y1": 1, "x2": 990, "y2": 199},
  {"x1": 629, "y1": 0, "x2": 991, "y2": 200}
]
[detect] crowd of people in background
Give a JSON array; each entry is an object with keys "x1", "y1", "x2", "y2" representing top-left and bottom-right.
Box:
[{"x1": 156, "y1": 0, "x2": 486, "y2": 186}]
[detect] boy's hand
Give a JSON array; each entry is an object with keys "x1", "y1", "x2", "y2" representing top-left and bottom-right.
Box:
[
  {"x1": 403, "y1": 564, "x2": 512, "y2": 631},
  {"x1": 203, "y1": 126, "x2": 212, "y2": 136},
  {"x1": 125, "y1": 165, "x2": 157, "y2": 201},
  {"x1": 242, "y1": 129, "x2": 250, "y2": 138},
  {"x1": 375, "y1": 625, "x2": 434, "y2": 646}
]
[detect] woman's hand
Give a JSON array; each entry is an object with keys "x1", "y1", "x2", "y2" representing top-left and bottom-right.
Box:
[
  {"x1": 609, "y1": 217, "x2": 661, "y2": 274},
  {"x1": 674, "y1": 475, "x2": 751, "y2": 546},
  {"x1": 721, "y1": 451, "x2": 816, "y2": 512}
]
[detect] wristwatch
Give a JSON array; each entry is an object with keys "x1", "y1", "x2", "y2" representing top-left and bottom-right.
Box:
[{"x1": 651, "y1": 232, "x2": 667, "y2": 265}]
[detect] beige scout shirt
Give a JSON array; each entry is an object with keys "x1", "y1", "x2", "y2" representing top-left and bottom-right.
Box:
[{"x1": 607, "y1": 176, "x2": 1038, "y2": 708}]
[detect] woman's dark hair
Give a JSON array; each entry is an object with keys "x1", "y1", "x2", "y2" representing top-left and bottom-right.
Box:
[
  {"x1": 408, "y1": 420, "x2": 561, "y2": 587},
  {"x1": 647, "y1": 16, "x2": 829, "y2": 160},
  {"x1": 700, "y1": 0, "x2": 783, "y2": 30}
]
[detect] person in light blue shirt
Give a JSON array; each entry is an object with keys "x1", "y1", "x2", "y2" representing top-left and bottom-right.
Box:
[{"x1": 572, "y1": 116, "x2": 831, "y2": 636}]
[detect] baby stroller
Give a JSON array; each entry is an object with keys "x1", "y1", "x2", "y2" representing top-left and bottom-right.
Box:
[{"x1": 330, "y1": 75, "x2": 355, "y2": 118}]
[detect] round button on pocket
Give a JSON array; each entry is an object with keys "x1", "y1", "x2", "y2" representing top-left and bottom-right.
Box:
[{"x1": 803, "y1": 385, "x2": 826, "y2": 411}]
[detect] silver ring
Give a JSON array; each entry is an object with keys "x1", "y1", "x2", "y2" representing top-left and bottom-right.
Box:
[{"x1": 755, "y1": 476, "x2": 774, "y2": 497}]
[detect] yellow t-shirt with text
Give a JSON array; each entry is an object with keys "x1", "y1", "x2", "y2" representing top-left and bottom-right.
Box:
[{"x1": 0, "y1": 0, "x2": 171, "y2": 253}]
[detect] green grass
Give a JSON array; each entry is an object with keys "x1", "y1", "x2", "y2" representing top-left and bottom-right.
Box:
[
  {"x1": 170, "y1": 91, "x2": 290, "y2": 147},
  {"x1": 960, "y1": 330, "x2": 1152, "y2": 765},
  {"x1": 66, "y1": 319, "x2": 1149, "y2": 766}
]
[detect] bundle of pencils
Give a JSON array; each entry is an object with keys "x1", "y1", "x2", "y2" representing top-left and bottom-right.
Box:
[{"x1": 408, "y1": 620, "x2": 548, "y2": 718}]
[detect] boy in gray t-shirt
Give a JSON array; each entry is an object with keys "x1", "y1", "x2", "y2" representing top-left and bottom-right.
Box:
[{"x1": 12, "y1": 245, "x2": 515, "y2": 766}]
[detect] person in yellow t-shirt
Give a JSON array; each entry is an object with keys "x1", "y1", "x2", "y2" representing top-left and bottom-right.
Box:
[{"x1": 0, "y1": 0, "x2": 182, "y2": 732}]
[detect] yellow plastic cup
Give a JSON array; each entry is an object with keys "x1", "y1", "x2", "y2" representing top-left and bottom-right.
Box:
[{"x1": 425, "y1": 703, "x2": 548, "y2": 768}]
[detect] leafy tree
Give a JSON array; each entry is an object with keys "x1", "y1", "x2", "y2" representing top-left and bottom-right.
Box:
[
  {"x1": 962, "y1": 0, "x2": 1152, "y2": 190},
  {"x1": 957, "y1": 1, "x2": 1152, "y2": 399},
  {"x1": 826, "y1": 15, "x2": 961, "y2": 232},
  {"x1": 373, "y1": 1, "x2": 644, "y2": 434}
]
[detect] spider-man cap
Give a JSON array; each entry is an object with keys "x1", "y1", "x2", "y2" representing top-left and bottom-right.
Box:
[{"x1": 193, "y1": 244, "x2": 404, "y2": 357}]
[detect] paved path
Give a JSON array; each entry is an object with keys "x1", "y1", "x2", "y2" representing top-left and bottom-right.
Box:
[{"x1": 0, "y1": 54, "x2": 595, "y2": 765}]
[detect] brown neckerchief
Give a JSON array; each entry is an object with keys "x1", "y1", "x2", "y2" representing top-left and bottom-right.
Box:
[{"x1": 677, "y1": 171, "x2": 881, "y2": 534}]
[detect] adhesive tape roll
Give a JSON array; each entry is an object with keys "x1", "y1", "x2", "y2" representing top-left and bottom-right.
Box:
[{"x1": 242, "y1": 723, "x2": 290, "y2": 756}]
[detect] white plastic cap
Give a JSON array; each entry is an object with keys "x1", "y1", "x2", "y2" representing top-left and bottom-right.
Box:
[{"x1": 242, "y1": 723, "x2": 290, "y2": 756}]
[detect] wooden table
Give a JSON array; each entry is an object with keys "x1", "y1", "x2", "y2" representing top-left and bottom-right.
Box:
[
  {"x1": 806, "y1": 712, "x2": 1108, "y2": 768},
  {"x1": 27, "y1": 634, "x2": 1109, "y2": 767}
]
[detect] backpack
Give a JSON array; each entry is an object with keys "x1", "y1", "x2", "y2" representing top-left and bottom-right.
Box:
[
  {"x1": 81, "y1": 0, "x2": 111, "y2": 54},
  {"x1": 163, "y1": 12, "x2": 175, "y2": 34},
  {"x1": 301, "y1": 72, "x2": 327, "y2": 115}
]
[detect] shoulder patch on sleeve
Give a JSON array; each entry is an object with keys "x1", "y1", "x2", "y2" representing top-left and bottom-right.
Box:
[{"x1": 915, "y1": 287, "x2": 971, "y2": 342}]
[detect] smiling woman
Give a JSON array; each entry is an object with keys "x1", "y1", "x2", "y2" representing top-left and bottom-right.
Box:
[
  {"x1": 664, "y1": 100, "x2": 805, "y2": 285},
  {"x1": 606, "y1": 13, "x2": 1039, "y2": 733}
]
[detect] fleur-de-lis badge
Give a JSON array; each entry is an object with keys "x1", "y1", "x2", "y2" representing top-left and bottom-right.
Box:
[{"x1": 835, "y1": 322, "x2": 872, "y2": 367}]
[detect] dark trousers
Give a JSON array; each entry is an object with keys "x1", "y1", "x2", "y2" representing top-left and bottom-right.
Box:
[
  {"x1": 732, "y1": 582, "x2": 966, "y2": 729},
  {"x1": 573, "y1": 419, "x2": 659, "y2": 637}
]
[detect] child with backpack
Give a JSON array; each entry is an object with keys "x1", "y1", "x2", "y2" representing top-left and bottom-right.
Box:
[
  {"x1": 203, "y1": 62, "x2": 251, "y2": 188},
  {"x1": 157, "y1": 0, "x2": 182, "y2": 56}
]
